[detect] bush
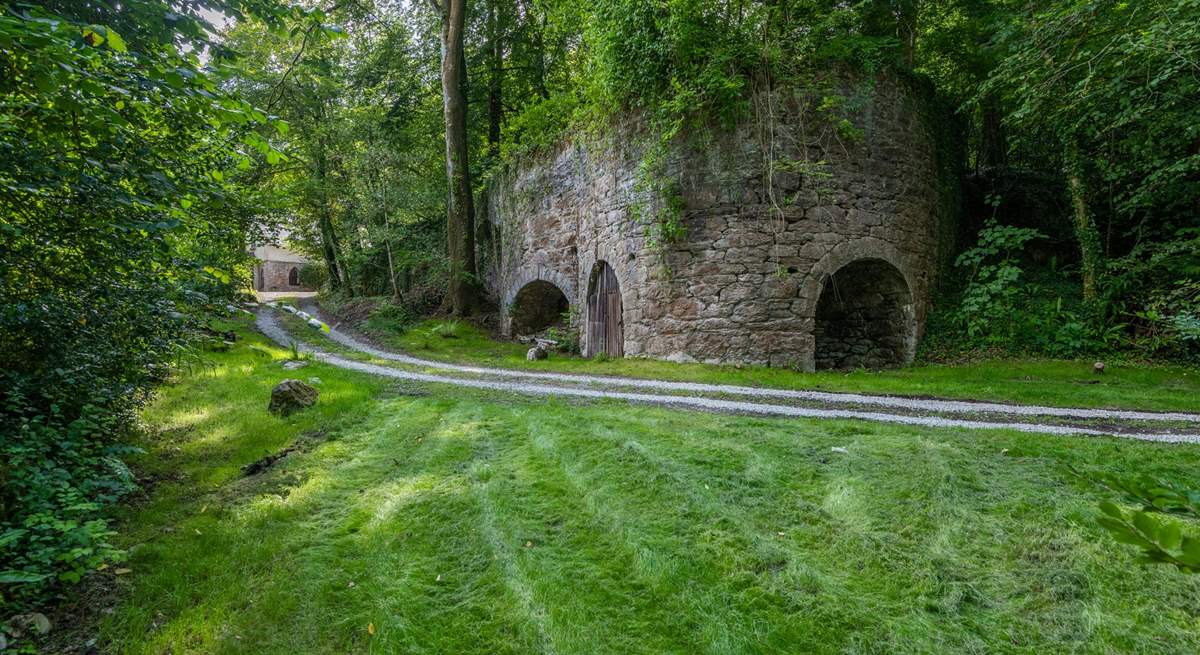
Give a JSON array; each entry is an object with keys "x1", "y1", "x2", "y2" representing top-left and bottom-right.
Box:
[
  {"x1": 0, "y1": 0, "x2": 282, "y2": 620},
  {"x1": 952, "y1": 218, "x2": 1045, "y2": 343},
  {"x1": 544, "y1": 309, "x2": 582, "y2": 354},
  {"x1": 0, "y1": 286, "x2": 183, "y2": 611}
]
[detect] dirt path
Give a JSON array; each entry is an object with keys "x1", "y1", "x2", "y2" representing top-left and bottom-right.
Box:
[{"x1": 257, "y1": 308, "x2": 1200, "y2": 444}]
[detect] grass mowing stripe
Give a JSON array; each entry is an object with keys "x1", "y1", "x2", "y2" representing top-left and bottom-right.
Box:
[
  {"x1": 96, "y1": 321, "x2": 1200, "y2": 654},
  {"x1": 520, "y1": 405, "x2": 827, "y2": 653},
  {"x1": 463, "y1": 415, "x2": 561, "y2": 655},
  {"x1": 475, "y1": 404, "x2": 701, "y2": 653}
]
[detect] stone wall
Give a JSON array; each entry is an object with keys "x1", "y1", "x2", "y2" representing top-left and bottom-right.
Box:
[
  {"x1": 254, "y1": 261, "x2": 312, "y2": 292},
  {"x1": 482, "y1": 73, "x2": 957, "y2": 370}
]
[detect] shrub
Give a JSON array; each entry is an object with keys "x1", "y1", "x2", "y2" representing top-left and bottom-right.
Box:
[
  {"x1": 544, "y1": 309, "x2": 581, "y2": 354},
  {"x1": 0, "y1": 0, "x2": 286, "y2": 619},
  {"x1": 952, "y1": 218, "x2": 1046, "y2": 343}
]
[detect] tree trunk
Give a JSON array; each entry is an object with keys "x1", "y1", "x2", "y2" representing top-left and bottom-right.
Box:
[
  {"x1": 978, "y1": 94, "x2": 1007, "y2": 170},
  {"x1": 315, "y1": 145, "x2": 346, "y2": 293},
  {"x1": 383, "y1": 237, "x2": 399, "y2": 299},
  {"x1": 486, "y1": 0, "x2": 503, "y2": 161},
  {"x1": 1064, "y1": 140, "x2": 1102, "y2": 303},
  {"x1": 528, "y1": 3, "x2": 549, "y2": 99},
  {"x1": 898, "y1": 0, "x2": 919, "y2": 68},
  {"x1": 436, "y1": 0, "x2": 479, "y2": 315},
  {"x1": 318, "y1": 207, "x2": 345, "y2": 293}
]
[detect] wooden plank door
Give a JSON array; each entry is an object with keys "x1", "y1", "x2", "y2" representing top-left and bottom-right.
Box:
[{"x1": 587, "y1": 262, "x2": 623, "y2": 358}]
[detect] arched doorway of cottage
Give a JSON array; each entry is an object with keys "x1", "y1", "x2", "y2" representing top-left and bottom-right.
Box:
[
  {"x1": 813, "y1": 258, "x2": 915, "y2": 370},
  {"x1": 585, "y1": 261, "x2": 623, "y2": 358}
]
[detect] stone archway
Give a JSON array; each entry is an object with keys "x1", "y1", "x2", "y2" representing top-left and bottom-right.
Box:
[
  {"x1": 797, "y1": 237, "x2": 920, "y2": 371},
  {"x1": 502, "y1": 266, "x2": 576, "y2": 337},
  {"x1": 813, "y1": 258, "x2": 915, "y2": 370},
  {"x1": 509, "y1": 280, "x2": 570, "y2": 335}
]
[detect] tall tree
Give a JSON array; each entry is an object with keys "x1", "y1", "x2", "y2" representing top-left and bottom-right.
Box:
[{"x1": 429, "y1": 0, "x2": 479, "y2": 315}]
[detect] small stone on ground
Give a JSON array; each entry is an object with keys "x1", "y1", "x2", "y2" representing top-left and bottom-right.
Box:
[
  {"x1": 269, "y1": 379, "x2": 318, "y2": 416},
  {"x1": 527, "y1": 346, "x2": 548, "y2": 361}
]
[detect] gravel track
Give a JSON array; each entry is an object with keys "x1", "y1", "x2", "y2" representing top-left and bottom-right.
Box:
[
  {"x1": 297, "y1": 304, "x2": 1200, "y2": 424},
  {"x1": 257, "y1": 310, "x2": 1200, "y2": 444}
]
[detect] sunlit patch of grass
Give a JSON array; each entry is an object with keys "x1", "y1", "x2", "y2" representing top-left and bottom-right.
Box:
[{"x1": 90, "y1": 316, "x2": 1200, "y2": 654}]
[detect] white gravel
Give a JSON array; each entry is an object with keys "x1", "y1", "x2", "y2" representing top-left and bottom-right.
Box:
[
  {"x1": 298, "y1": 306, "x2": 1200, "y2": 424},
  {"x1": 257, "y1": 310, "x2": 1200, "y2": 444}
]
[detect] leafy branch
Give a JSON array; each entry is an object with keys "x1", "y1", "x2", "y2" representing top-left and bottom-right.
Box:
[{"x1": 1072, "y1": 466, "x2": 1200, "y2": 574}]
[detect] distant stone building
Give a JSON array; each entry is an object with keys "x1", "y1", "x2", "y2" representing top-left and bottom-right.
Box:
[
  {"x1": 252, "y1": 235, "x2": 313, "y2": 292},
  {"x1": 481, "y1": 74, "x2": 960, "y2": 370}
]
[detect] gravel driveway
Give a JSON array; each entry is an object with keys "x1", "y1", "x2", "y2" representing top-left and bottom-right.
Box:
[{"x1": 256, "y1": 308, "x2": 1200, "y2": 444}]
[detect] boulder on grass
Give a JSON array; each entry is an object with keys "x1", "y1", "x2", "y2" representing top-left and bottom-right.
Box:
[
  {"x1": 526, "y1": 346, "x2": 548, "y2": 361},
  {"x1": 269, "y1": 379, "x2": 318, "y2": 416}
]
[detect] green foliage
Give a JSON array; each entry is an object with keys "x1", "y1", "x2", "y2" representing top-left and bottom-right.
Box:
[
  {"x1": 545, "y1": 308, "x2": 581, "y2": 354},
  {"x1": 298, "y1": 262, "x2": 328, "y2": 290},
  {"x1": 1105, "y1": 230, "x2": 1200, "y2": 360},
  {"x1": 629, "y1": 137, "x2": 687, "y2": 258},
  {"x1": 0, "y1": 0, "x2": 294, "y2": 615},
  {"x1": 1097, "y1": 502, "x2": 1200, "y2": 573},
  {"x1": 1076, "y1": 469, "x2": 1200, "y2": 574},
  {"x1": 980, "y1": 0, "x2": 1200, "y2": 351},
  {"x1": 952, "y1": 216, "x2": 1045, "y2": 341},
  {"x1": 364, "y1": 300, "x2": 419, "y2": 335},
  {"x1": 431, "y1": 320, "x2": 463, "y2": 340},
  {"x1": 225, "y1": 9, "x2": 449, "y2": 302}
]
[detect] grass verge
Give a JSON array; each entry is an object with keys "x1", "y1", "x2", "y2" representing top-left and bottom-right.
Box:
[
  {"x1": 87, "y1": 317, "x2": 1200, "y2": 653},
  {"x1": 314, "y1": 300, "x2": 1200, "y2": 412}
]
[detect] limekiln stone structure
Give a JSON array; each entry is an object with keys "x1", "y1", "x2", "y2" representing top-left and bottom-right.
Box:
[{"x1": 481, "y1": 75, "x2": 957, "y2": 370}]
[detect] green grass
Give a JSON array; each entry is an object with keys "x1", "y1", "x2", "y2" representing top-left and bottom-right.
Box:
[
  {"x1": 90, "y1": 317, "x2": 1200, "y2": 653},
  {"x1": 359, "y1": 316, "x2": 1200, "y2": 412}
]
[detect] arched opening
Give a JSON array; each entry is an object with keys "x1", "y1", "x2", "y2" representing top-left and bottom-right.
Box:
[
  {"x1": 288, "y1": 267, "x2": 300, "y2": 287},
  {"x1": 814, "y1": 258, "x2": 914, "y2": 370},
  {"x1": 586, "y1": 261, "x2": 623, "y2": 358},
  {"x1": 509, "y1": 280, "x2": 569, "y2": 335}
]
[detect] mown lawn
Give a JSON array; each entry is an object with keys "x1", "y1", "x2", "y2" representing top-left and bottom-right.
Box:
[
  {"x1": 97, "y1": 320, "x2": 1200, "y2": 653},
  {"x1": 336, "y1": 312, "x2": 1200, "y2": 413}
]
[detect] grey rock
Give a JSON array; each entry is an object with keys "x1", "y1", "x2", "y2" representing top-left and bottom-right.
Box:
[
  {"x1": 269, "y1": 379, "x2": 318, "y2": 416},
  {"x1": 527, "y1": 346, "x2": 548, "y2": 361}
]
